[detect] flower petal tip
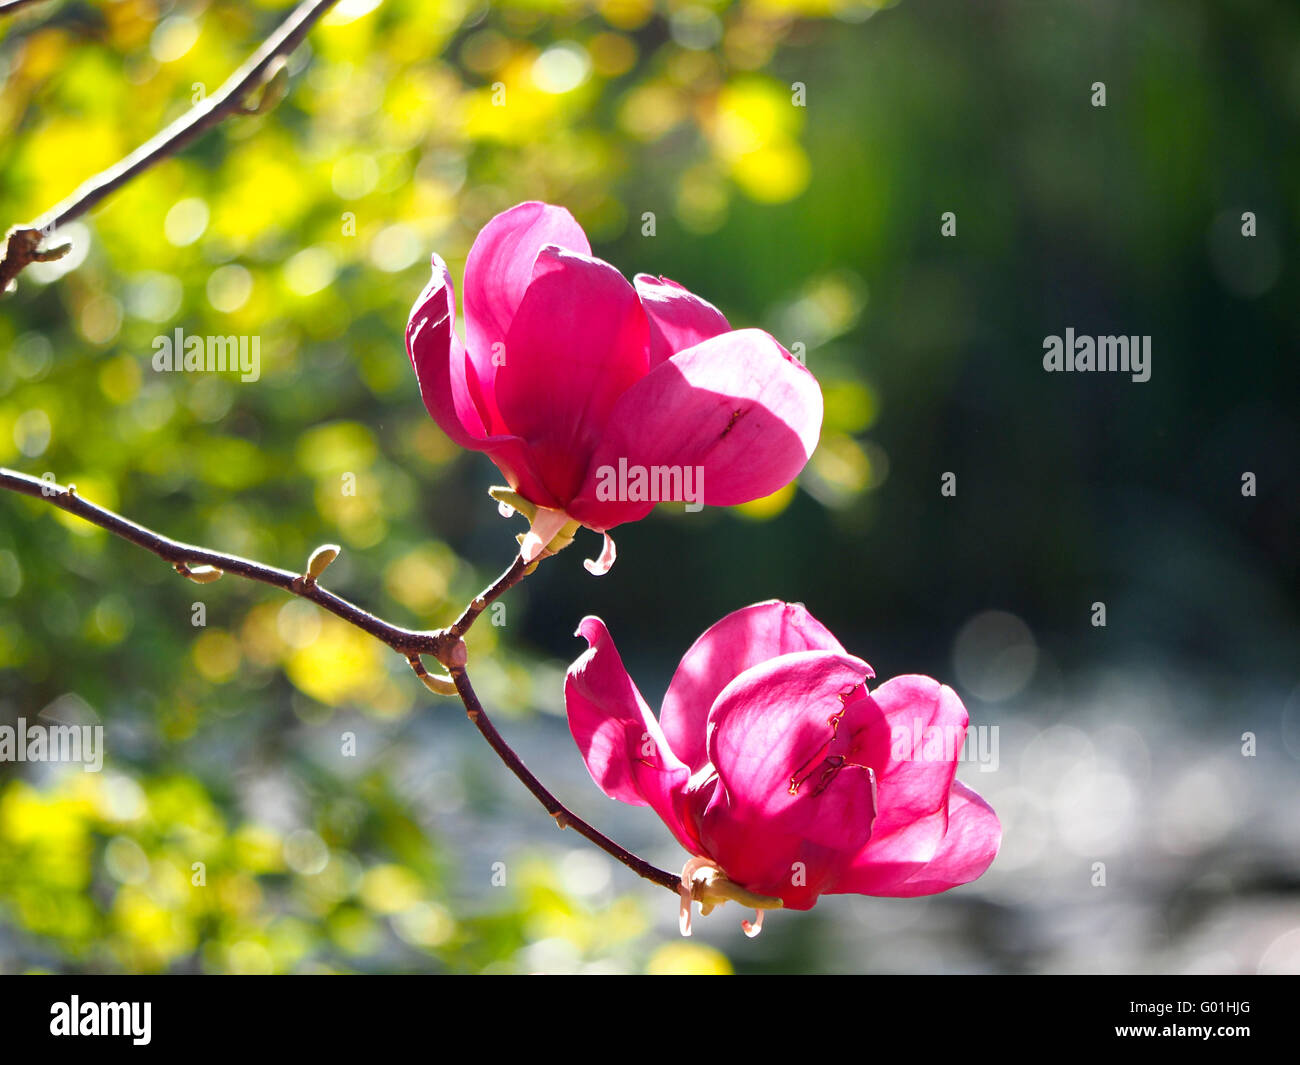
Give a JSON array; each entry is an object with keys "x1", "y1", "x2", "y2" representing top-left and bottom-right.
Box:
[
  {"x1": 572, "y1": 615, "x2": 608, "y2": 648},
  {"x1": 582, "y1": 531, "x2": 617, "y2": 576}
]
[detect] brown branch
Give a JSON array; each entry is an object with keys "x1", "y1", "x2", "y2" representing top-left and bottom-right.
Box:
[
  {"x1": 0, "y1": 466, "x2": 681, "y2": 896},
  {"x1": 0, "y1": 0, "x2": 341, "y2": 292},
  {"x1": 0, "y1": 468, "x2": 452, "y2": 659},
  {"x1": 449, "y1": 554, "x2": 531, "y2": 637},
  {"x1": 0, "y1": 0, "x2": 51, "y2": 18},
  {"x1": 451, "y1": 668, "x2": 682, "y2": 893}
]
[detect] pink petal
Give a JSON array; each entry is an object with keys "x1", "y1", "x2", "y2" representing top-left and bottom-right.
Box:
[
  {"x1": 406, "y1": 253, "x2": 484, "y2": 446},
  {"x1": 694, "y1": 797, "x2": 843, "y2": 910},
  {"x1": 494, "y1": 246, "x2": 650, "y2": 504},
  {"x1": 564, "y1": 487, "x2": 657, "y2": 533},
  {"x1": 564, "y1": 617, "x2": 696, "y2": 852},
  {"x1": 406, "y1": 254, "x2": 565, "y2": 510},
  {"x1": 705, "y1": 650, "x2": 876, "y2": 852},
  {"x1": 572, "y1": 329, "x2": 822, "y2": 512},
  {"x1": 659, "y1": 600, "x2": 853, "y2": 774},
  {"x1": 824, "y1": 807, "x2": 951, "y2": 897},
  {"x1": 875, "y1": 781, "x2": 1001, "y2": 897},
  {"x1": 480, "y1": 442, "x2": 568, "y2": 513},
  {"x1": 634, "y1": 274, "x2": 730, "y2": 368},
  {"x1": 851, "y1": 676, "x2": 969, "y2": 838},
  {"x1": 462, "y1": 202, "x2": 591, "y2": 398}
]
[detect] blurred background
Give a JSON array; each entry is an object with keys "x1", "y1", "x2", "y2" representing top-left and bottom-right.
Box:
[{"x1": 0, "y1": 0, "x2": 1297, "y2": 974}]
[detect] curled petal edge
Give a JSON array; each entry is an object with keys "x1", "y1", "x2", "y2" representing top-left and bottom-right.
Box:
[{"x1": 582, "y1": 531, "x2": 617, "y2": 576}]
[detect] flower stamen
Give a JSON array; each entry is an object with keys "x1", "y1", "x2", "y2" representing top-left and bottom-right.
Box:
[{"x1": 677, "y1": 855, "x2": 783, "y2": 938}]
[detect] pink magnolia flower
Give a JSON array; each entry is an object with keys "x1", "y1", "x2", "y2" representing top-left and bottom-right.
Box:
[
  {"x1": 406, "y1": 202, "x2": 822, "y2": 574},
  {"x1": 564, "y1": 601, "x2": 1001, "y2": 936}
]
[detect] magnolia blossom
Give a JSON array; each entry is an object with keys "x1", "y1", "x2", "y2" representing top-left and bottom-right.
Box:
[
  {"x1": 406, "y1": 202, "x2": 823, "y2": 573},
  {"x1": 564, "y1": 601, "x2": 1001, "y2": 936}
]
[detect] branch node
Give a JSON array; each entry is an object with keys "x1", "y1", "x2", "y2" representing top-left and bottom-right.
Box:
[
  {"x1": 551, "y1": 811, "x2": 570, "y2": 830},
  {"x1": 439, "y1": 637, "x2": 469, "y2": 670},
  {"x1": 1, "y1": 226, "x2": 70, "y2": 294}
]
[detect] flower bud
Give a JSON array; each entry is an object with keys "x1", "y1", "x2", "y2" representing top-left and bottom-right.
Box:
[
  {"x1": 180, "y1": 564, "x2": 223, "y2": 584},
  {"x1": 306, "y1": 543, "x2": 341, "y2": 580},
  {"x1": 419, "y1": 670, "x2": 457, "y2": 696}
]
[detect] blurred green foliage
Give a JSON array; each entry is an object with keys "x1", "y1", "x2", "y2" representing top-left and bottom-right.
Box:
[{"x1": 0, "y1": 0, "x2": 1295, "y2": 973}]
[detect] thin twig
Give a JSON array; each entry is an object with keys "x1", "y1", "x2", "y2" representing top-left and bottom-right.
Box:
[
  {"x1": 0, "y1": 468, "x2": 450, "y2": 659},
  {"x1": 0, "y1": 0, "x2": 341, "y2": 292},
  {"x1": 449, "y1": 554, "x2": 531, "y2": 637},
  {"x1": 0, "y1": 466, "x2": 681, "y2": 895},
  {"x1": 451, "y1": 668, "x2": 681, "y2": 893},
  {"x1": 0, "y1": 0, "x2": 51, "y2": 18}
]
